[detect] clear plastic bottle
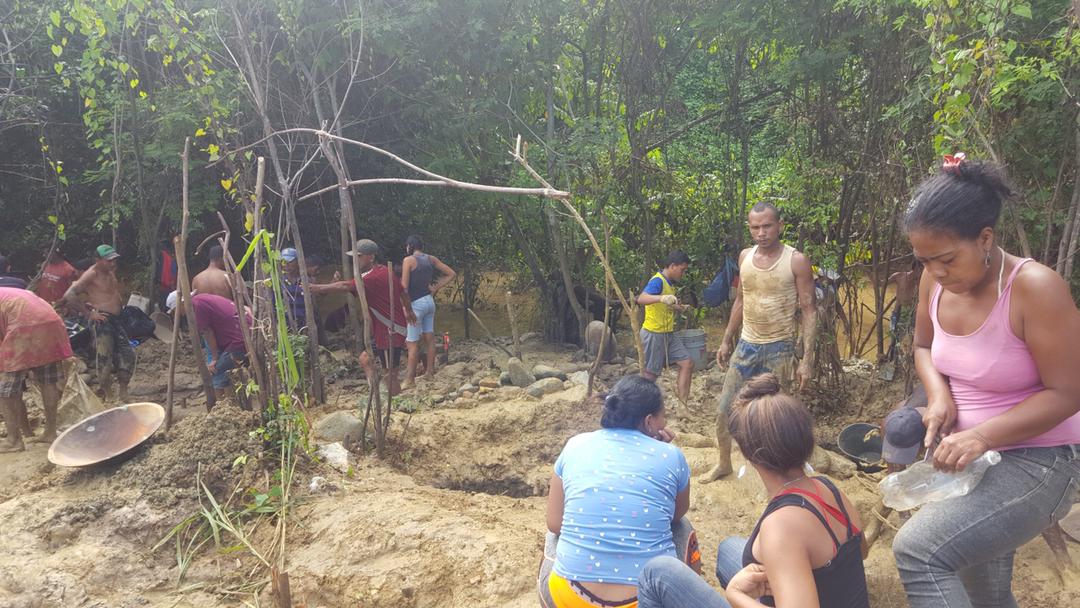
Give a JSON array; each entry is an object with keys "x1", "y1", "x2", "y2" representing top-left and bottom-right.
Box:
[{"x1": 879, "y1": 450, "x2": 1002, "y2": 511}]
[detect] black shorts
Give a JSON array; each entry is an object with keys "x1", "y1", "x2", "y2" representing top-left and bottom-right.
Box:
[{"x1": 373, "y1": 344, "x2": 403, "y2": 369}]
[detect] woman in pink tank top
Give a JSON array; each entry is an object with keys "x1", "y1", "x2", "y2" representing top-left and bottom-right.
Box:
[{"x1": 891, "y1": 156, "x2": 1080, "y2": 608}]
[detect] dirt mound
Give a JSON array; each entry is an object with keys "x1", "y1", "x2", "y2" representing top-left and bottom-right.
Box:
[
  {"x1": 387, "y1": 385, "x2": 597, "y2": 497},
  {"x1": 113, "y1": 402, "x2": 260, "y2": 506}
]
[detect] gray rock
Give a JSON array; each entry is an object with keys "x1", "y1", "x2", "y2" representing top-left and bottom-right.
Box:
[
  {"x1": 496, "y1": 386, "x2": 523, "y2": 398},
  {"x1": 313, "y1": 411, "x2": 365, "y2": 443},
  {"x1": 448, "y1": 391, "x2": 461, "y2": 401},
  {"x1": 525, "y1": 377, "x2": 565, "y2": 398},
  {"x1": 531, "y1": 364, "x2": 568, "y2": 381},
  {"x1": 568, "y1": 371, "x2": 591, "y2": 386},
  {"x1": 432, "y1": 394, "x2": 446, "y2": 404},
  {"x1": 584, "y1": 320, "x2": 618, "y2": 363},
  {"x1": 460, "y1": 383, "x2": 479, "y2": 394},
  {"x1": 520, "y1": 331, "x2": 541, "y2": 343},
  {"x1": 499, "y1": 371, "x2": 512, "y2": 386},
  {"x1": 506, "y1": 357, "x2": 535, "y2": 387}
]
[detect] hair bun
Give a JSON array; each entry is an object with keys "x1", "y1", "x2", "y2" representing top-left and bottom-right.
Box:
[
  {"x1": 603, "y1": 393, "x2": 620, "y2": 412},
  {"x1": 950, "y1": 160, "x2": 1013, "y2": 201},
  {"x1": 736, "y1": 373, "x2": 781, "y2": 402}
]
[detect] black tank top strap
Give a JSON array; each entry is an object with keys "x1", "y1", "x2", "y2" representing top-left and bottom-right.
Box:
[
  {"x1": 812, "y1": 477, "x2": 857, "y2": 537},
  {"x1": 745, "y1": 494, "x2": 841, "y2": 566}
]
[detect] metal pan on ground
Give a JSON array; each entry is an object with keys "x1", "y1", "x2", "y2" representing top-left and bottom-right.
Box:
[
  {"x1": 151, "y1": 311, "x2": 174, "y2": 344},
  {"x1": 1060, "y1": 504, "x2": 1080, "y2": 543},
  {"x1": 48, "y1": 402, "x2": 165, "y2": 467},
  {"x1": 838, "y1": 422, "x2": 884, "y2": 471}
]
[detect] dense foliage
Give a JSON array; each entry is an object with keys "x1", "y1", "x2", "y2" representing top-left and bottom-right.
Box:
[{"x1": 2, "y1": 0, "x2": 1077, "y2": 356}]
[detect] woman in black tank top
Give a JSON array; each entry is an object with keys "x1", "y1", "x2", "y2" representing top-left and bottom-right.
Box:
[{"x1": 637, "y1": 373, "x2": 869, "y2": 608}]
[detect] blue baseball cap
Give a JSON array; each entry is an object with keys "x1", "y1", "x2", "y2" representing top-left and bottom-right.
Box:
[{"x1": 281, "y1": 248, "x2": 298, "y2": 262}]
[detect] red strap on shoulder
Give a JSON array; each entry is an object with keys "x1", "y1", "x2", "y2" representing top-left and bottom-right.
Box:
[{"x1": 776, "y1": 487, "x2": 860, "y2": 535}]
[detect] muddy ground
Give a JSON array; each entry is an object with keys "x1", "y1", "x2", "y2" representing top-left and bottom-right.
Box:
[{"x1": 2, "y1": 319, "x2": 1079, "y2": 607}]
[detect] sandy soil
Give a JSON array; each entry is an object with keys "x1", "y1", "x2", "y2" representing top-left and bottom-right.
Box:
[{"x1": 1, "y1": 334, "x2": 1078, "y2": 607}]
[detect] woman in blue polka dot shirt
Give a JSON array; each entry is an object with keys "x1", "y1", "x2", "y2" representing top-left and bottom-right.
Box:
[{"x1": 542, "y1": 375, "x2": 693, "y2": 608}]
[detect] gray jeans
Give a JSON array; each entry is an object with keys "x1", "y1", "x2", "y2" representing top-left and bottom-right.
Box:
[
  {"x1": 893, "y1": 444, "x2": 1080, "y2": 608},
  {"x1": 637, "y1": 536, "x2": 746, "y2": 608}
]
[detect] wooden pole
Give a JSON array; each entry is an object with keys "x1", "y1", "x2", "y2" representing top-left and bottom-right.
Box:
[
  {"x1": 385, "y1": 261, "x2": 396, "y2": 436},
  {"x1": 176, "y1": 137, "x2": 217, "y2": 411},
  {"x1": 164, "y1": 283, "x2": 183, "y2": 430},
  {"x1": 587, "y1": 212, "x2": 612, "y2": 399},
  {"x1": 317, "y1": 133, "x2": 384, "y2": 455},
  {"x1": 505, "y1": 291, "x2": 522, "y2": 359}
]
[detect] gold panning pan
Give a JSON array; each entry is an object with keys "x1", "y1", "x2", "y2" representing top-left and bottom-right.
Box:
[
  {"x1": 151, "y1": 311, "x2": 174, "y2": 344},
  {"x1": 48, "y1": 402, "x2": 165, "y2": 467}
]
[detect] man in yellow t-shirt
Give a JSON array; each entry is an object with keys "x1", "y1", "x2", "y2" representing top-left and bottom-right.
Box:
[{"x1": 636, "y1": 251, "x2": 694, "y2": 401}]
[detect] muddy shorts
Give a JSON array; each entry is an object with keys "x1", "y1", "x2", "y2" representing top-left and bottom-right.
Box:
[
  {"x1": 373, "y1": 344, "x2": 403, "y2": 369},
  {"x1": 91, "y1": 315, "x2": 136, "y2": 380},
  {"x1": 639, "y1": 329, "x2": 690, "y2": 376},
  {"x1": 716, "y1": 339, "x2": 795, "y2": 416},
  {"x1": 0, "y1": 360, "x2": 65, "y2": 397}
]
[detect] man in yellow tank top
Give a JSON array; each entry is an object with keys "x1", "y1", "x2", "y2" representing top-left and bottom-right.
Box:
[
  {"x1": 701, "y1": 202, "x2": 818, "y2": 482},
  {"x1": 636, "y1": 251, "x2": 694, "y2": 402}
]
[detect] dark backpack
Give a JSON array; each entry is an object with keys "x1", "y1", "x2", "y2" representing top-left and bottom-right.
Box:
[
  {"x1": 119, "y1": 305, "x2": 156, "y2": 339},
  {"x1": 703, "y1": 256, "x2": 739, "y2": 307}
]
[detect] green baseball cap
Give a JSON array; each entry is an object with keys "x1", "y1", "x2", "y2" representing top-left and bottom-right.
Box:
[{"x1": 95, "y1": 244, "x2": 120, "y2": 260}]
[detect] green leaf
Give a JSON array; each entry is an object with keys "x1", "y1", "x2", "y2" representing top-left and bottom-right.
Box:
[
  {"x1": 49, "y1": 10, "x2": 60, "y2": 27},
  {"x1": 1011, "y1": 4, "x2": 1032, "y2": 19},
  {"x1": 129, "y1": 78, "x2": 139, "y2": 89},
  {"x1": 54, "y1": 62, "x2": 63, "y2": 75},
  {"x1": 51, "y1": 44, "x2": 63, "y2": 57},
  {"x1": 48, "y1": 215, "x2": 58, "y2": 224}
]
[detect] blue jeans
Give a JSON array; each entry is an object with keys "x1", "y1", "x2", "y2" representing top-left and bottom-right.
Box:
[
  {"x1": 893, "y1": 444, "x2": 1080, "y2": 608},
  {"x1": 407, "y1": 294, "x2": 435, "y2": 342},
  {"x1": 210, "y1": 351, "x2": 241, "y2": 389},
  {"x1": 637, "y1": 536, "x2": 747, "y2": 608}
]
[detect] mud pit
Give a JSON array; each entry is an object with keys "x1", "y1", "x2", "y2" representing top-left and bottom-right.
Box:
[{"x1": 2, "y1": 338, "x2": 1079, "y2": 607}]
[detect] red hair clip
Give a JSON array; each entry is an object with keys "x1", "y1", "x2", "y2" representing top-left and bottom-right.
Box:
[{"x1": 942, "y1": 152, "x2": 966, "y2": 175}]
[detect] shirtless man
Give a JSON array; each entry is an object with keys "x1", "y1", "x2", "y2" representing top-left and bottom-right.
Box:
[
  {"x1": 887, "y1": 262, "x2": 920, "y2": 350},
  {"x1": 63, "y1": 245, "x2": 134, "y2": 402},
  {"x1": 192, "y1": 245, "x2": 233, "y2": 299},
  {"x1": 702, "y1": 202, "x2": 817, "y2": 482}
]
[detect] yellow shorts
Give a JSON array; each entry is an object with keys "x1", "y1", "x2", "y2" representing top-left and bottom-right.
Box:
[{"x1": 547, "y1": 571, "x2": 637, "y2": 608}]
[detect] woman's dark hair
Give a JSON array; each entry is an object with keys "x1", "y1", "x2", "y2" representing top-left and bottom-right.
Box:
[
  {"x1": 600, "y1": 375, "x2": 663, "y2": 430},
  {"x1": 728, "y1": 373, "x2": 815, "y2": 472},
  {"x1": 663, "y1": 250, "x2": 691, "y2": 268},
  {"x1": 904, "y1": 160, "x2": 1013, "y2": 239},
  {"x1": 406, "y1": 235, "x2": 425, "y2": 254}
]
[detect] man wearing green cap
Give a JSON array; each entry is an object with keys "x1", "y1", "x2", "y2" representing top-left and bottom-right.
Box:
[{"x1": 63, "y1": 244, "x2": 134, "y2": 402}]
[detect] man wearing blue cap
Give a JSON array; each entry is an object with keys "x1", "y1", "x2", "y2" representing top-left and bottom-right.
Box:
[{"x1": 62, "y1": 244, "x2": 134, "y2": 402}]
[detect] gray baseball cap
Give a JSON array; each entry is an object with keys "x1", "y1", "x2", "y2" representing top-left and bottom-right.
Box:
[{"x1": 346, "y1": 239, "x2": 378, "y2": 256}]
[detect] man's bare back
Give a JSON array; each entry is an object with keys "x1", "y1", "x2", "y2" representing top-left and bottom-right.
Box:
[
  {"x1": 192, "y1": 267, "x2": 233, "y2": 299},
  {"x1": 889, "y1": 269, "x2": 920, "y2": 307},
  {"x1": 66, "y1": 262, "x2": 123, "y2": 317}
]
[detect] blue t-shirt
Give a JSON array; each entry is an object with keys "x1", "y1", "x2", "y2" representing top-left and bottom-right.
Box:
[
  {"x1": 553, "y1": 428, "x2": 691, "y2": 585},
  {"x1": 642, "y1": 276, "x2": 664, "y2": 295}
]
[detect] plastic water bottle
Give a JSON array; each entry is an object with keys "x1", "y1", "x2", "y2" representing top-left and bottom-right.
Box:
[{"x1": 879, "y1": 451, "x2": 1001, "y2": 511}]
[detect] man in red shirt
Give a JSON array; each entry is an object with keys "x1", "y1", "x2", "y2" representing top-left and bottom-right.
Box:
[
  {"x1": 35, "y1": 250, "x2": 78, "y2": 303},
  {"x1": 322, "y1": 239, "x2": 416, "y2": 396},
  {"x1": 0, "y1": 288, "x2": 73, "y2": 452}
]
